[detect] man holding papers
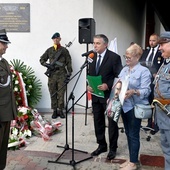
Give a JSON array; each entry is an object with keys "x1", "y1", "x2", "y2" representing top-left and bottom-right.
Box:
[{"x1": 87, "y1": 34, "x2": 122, "y2": 160}]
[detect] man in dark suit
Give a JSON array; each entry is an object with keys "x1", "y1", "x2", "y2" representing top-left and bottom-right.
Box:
[
  {"x1": 87, "y1": 34, "x2": 122, "y2": 160},
  {"x1": 140, "y1": 33, "x2": 164, "y2": 131},
  {"x1": 0, "y1": 29, "x2": 17, "y2": 170}
]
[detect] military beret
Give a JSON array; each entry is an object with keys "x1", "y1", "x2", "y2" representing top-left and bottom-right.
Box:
[{"x1": 51, "y1": 32, "x2": 60, "y2": 39}]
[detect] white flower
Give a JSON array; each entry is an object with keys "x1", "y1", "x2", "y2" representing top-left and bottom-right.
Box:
[
  {"x1": 14, "y1": 87, "x2": 18, "y2": 92},
  {"x1": 18, "y1": 106, "x2": 30, "y2": 115},
  {"x1": 28, "y1": 85, "x2": 32, "y2": 88},
  {"x1": 12, "y1": 127, "x2": 18, "y2": 136},
  {"x1": 24, "y1": 129, "x2": 32, "y2": 137},
  {"x1": 15, "y1": 80, "x2": 19, "y2": 84}
]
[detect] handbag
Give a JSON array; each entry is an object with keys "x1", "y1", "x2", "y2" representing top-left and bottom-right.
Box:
[
  {"x1": 105, "y1": 97, "x2": 121, "y2": 122},
  {"x1": 134, "y1": 104, "x2": 152, "y2": 119}
]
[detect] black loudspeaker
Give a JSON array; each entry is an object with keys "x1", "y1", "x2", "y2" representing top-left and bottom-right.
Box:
[{"x1": 79, "y1": 18, "x2": 95, "y2": 44}]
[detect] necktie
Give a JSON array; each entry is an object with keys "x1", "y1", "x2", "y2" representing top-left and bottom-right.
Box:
[
  {"x1": 148, "y1": 48, "x2": 154, "y2": 66},
  {"x1": 96, "y1": 55, "x2": 101, "y2": 74}
]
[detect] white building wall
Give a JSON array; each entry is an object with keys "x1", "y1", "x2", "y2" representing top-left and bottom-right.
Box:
[
  {"x1": 94, "y1": 0, "x2": 145, "y2": 65},
  {"x1": 2, "y1": 0, "x2": 94, "y2": 113},
  {"x1": 2, "y1": 0, "x2": 162, "y2": 113}
]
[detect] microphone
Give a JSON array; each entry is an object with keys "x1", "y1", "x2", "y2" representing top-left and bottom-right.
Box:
[
  {"x1": 80, "y1": 53, "x2": 95, "y2": 69},
  {"x1": 82, "y1": 50, "x2": 95, "y2": 57},
  {"x1": 87, "y1": 53, "x2": 94, "y2": 63}
]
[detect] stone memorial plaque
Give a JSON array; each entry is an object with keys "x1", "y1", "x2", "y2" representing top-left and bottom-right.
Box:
[{"x1": 0, "y1": 3, "x2": 30, "y2": 32}]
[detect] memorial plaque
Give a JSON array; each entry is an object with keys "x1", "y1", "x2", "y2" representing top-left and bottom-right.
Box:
[{"x1": 0, "y1": 3, "x2": 30, "y2": 32}]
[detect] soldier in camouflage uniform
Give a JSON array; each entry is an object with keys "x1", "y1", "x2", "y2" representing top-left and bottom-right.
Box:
[
  {"x1": 40, "y1": 32, "x2": 73, "y2": 119},
  {"x1": 153, "y1": 32, "x2": 170, "y2": 170}
]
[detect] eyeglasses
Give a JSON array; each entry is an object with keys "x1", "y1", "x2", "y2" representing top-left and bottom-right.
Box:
[{"x1": 123, "y1": 55, "x2": 132, "y2": 60}]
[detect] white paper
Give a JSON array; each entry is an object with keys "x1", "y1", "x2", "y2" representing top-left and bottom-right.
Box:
[{"x1": 119, "y1": 77, "x2": 129, "y2": 105}]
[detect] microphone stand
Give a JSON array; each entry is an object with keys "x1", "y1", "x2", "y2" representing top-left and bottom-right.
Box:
[
  {"x1": 48, "y1": 59, "x2": 93, "y2": 169},
  {"x1": 75, "y1": 44, "x2": 92, "y2": 125},
  {"x1": 85, "y1": 44, "x2": 91, "y2": 125}
]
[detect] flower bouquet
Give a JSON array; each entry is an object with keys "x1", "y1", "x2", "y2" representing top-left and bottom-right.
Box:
[
  {"x1": 30, "y1": 109, "x2": 62, "y2": 141},
  {"x1": 8, "y1": 106, "x2": 33, "y2": 150},
  {"x1": 8, "y1": 59, "x2": 61, "y2": 149},
  {"x1": 8, "y1": 125, "x2": 32, "y2": 150}
]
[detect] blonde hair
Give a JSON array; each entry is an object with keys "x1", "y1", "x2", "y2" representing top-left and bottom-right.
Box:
[{"x1": 126, "y1": 43, "x2": 143, "y2": 58}]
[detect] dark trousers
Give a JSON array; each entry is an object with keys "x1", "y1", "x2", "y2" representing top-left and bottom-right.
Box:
[
  {"x1": 92, "y1": 101, "x2": 118, "y2": 151},
  {"x1": 0, "y1": 121, "x2": 10, "y2": 170},
  {"x1": 121, "y1": 108, "x2": 141, "y2": 163}
]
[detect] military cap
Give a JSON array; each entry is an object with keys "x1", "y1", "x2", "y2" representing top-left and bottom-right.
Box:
[
  {"x1": 158, "y1": 31, "x2": 170, "y2": 44},
  {"x1": 0, "y1": 29, "x2": 11, "y2": 43},
  {"x1": 51, "y1": 32, "x2": 60, "y2": 39}
]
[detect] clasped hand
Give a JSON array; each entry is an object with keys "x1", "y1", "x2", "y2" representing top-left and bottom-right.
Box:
[
  {"x1": 125, "y1": 89, "x2": 134, "y2": 99},
  {"x1": 87, "y1": 83, "x2": 108, "y2": 92}
]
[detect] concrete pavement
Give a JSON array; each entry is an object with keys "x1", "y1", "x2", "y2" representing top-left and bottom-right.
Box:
[{"x1": 5, "y1": 111, "x2": 164, "y2": 170}]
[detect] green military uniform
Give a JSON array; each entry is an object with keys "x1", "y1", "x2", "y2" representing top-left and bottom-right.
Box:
[
  {"x1": 0, "y1": 29, "x2": 17, "y2": 170},
  {"x1": 40, "y1": 43, "x2": 73, "y2": 118}
]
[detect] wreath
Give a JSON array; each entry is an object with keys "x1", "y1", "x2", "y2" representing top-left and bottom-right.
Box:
[
  {"x1": 8, "y1": 59, "x2": 61, "y2": 150},
  {"x1": 10, "y1": 59, "x2": 42, "y2": 108}
]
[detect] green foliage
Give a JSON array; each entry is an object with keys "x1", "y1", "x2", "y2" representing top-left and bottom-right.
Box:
[{"x1": 10, "y1": 59, "x2": 42, "y2": 108}]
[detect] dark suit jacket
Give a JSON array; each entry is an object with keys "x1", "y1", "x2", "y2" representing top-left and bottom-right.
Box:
[
  {"x1": 88, "y1": 49, "x2": 122, "y2": 103},
  {"x1": 140, "y1": 47, "x2": 164, "y2": 74}
]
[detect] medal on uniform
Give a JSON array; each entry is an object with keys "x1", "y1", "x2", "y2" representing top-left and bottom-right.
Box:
[{"x1": 158, "y1": 57, "x2": 161, "y2": 64}]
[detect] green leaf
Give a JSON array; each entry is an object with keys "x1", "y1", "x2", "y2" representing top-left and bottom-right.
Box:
[{"x1": 10, "y1": 59, "x2": 42, "y2": 108}]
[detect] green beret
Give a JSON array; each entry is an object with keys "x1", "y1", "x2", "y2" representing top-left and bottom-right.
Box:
[{"x1": 51, "y1": 32, "x2": 60, "y2": 39}]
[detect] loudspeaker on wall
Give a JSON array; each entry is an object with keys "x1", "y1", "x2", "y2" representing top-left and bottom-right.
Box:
[{"x1": 79, "y1": 18, "x2": 95, "y2": 44}]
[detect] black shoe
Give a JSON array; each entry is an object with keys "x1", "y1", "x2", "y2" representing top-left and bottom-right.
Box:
[
  {"x1": 107, "y1": 151, "x2": 116, "y2": 160},
  {"x1": 52, "y1": 110, "x2": 58, "y2": 119},
  {"x1": 150, "y1": 129, "x2": 159, "y2": 135},
  {"x1": 142, "y1": 127, "x2": 151, "y2": 131},
  {"x1": 91, "y1": 145, "x2": 107, "y2": 156},
  {"x1": 59, "y1": 110, "x2": 65, "y2": 119}
]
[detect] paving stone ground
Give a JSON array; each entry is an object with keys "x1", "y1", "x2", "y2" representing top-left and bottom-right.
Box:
[{"x1": 5, "y1": 112, "x2": 164, "y2": 170}]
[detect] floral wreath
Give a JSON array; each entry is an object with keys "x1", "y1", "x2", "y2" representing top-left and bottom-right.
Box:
[
  {"x1": 10, "y1": 59, "x2": 42, "y2": 108},
  {"x1": 8, "y1": 59, "x2": 61, "y2": 150}
]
